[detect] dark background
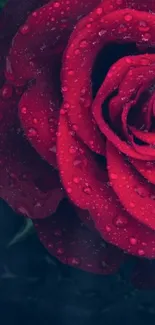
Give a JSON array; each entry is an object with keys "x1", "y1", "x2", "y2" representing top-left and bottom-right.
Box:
[{"x1": 0, "y1": 199, "x2": 155, "y2": 325}]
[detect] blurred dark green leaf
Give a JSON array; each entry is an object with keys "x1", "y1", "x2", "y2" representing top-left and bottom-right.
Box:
[{"x1": 0, "y1": 0, "x2": 7, "y2": 8}]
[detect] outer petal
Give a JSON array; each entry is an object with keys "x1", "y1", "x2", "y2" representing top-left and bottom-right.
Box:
[
  {"x1": 7, "y1": 0, "x2": 101, "y2": 84},
  {"x1": 34, "y1": 199, "x2": 124, "y2": 274},
  {"x1": 106, "y1": 141, "x2": 155, "y2": 230},
  {"x1": 0, "y1": 89, "x2": 64, "y2": 219},
  {"x1": 19, "y1": 80, "x2": 60, "y2": 168},
  {"x1": 102, "y1": 0, "x2": 155, "y2": 13},
  {"x1": 57, "y1": 115, "x2": 155, "y2": 258},
  {"x1": 0, "y1": 0, "x2": 47, "y2": 84}
]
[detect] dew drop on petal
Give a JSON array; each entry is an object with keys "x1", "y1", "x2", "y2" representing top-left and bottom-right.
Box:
[
  {"x1": 124, "y1": 14, "x2": 133, "y2": 22},
  {"x1": 110, "y1": 173, "x2": 118, "y2": 180},
  {"x1": 142, "y1": 33, "x2": 151, "y2": 42},
  {"x1": 21, "y1": 107, "x2": 27, "y2": 114},
  {"x1": 53, "y1": 2, "x2": 60, "y2": 8},
  {"x1": 20, "y1": 24, "x2": 30, "y2": 35},
  {"x1": 1, "y1": 84, "x2": 13, "y2": 99},
  {"x1": 67, "y1": 257, "x2": 81, "y2": 266},
  {"x1": 56, "y1": 248, "x2": 65, "y2": 255},
  {"x1": 138, "y1": 249, "x2": 145, "y2": 256},
  {"x1": 98, "y1": 29, "x2": 106, "y2": 37},
  {"x1": 134, "y1": 186, "x2": 148, "y2": 198},
  {"x1": 79, "y1": 40, "x2": 88, "y2": 48},
  {"x1": 96, "y1": 7, "x2": 103, "y2": 15},
  {"x1": 129, "y1": 202, "x2": 135, "y2": 208},
  {"x1": 138, "y1": 21, "x2": 150, "y2": 32},
  {"x1": 83, "y1": 185, "x2": 92, "y2": 195},
  {"x1": 129, "y1": 237, "x2": 137, "y2": 245},
  {"x1": 73, "y1": 177, "x2": 80, "y2": 184},
  {"x1": 54, "y1": 229, "x2": 62, "y2": 237},
  {"x1": 28, "y1": 128, "x2": 37, "y2": 137},
  {"x1": 113, "y1": 215, "x2": 128, "y2": 228}
]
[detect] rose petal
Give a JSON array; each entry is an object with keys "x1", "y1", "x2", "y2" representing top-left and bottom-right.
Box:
[
  {"x1": 34, "y1": 199, "x2": 123, "y2": 274},
  {"x1": 7, "y1": 0, "x2": 101, "y2": 84},
  {"x1": 62, "y1": 7, "x2": 155, "y2": 159},
  {"x1": 0, "y1": 0, "x2": 47, "y2": 84},
  {"x1": 19, "y1": 80, "x2": 60, "y2": 167},
  {"x1": 130, "y1": 158, "x2": 155, "y2": 185},
  {"x1": 57, "y1": 114, "x2": 155, "y2": 258},
  {"x1": 0, "y1": 89, "x2": 64, "y2": 218},
  {"x1": 100, "y1": 0, "x2": 155, "y2": 13},
  {"x1": 107, "y1": 141, "x2": 155, "y2": 230}
]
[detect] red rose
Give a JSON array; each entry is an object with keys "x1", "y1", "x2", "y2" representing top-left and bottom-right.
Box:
[{"x1": 1, "y1": 0, "x2": 155, "y2": 286}]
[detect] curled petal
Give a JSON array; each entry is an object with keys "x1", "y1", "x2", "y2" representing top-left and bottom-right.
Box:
[
  {"x1": 106, "y1": 141, "x2": 155, "y2": 230},
  {"x1": 130, "y1": 127, "x2": 155, "y2": 145},
  {"x1": 57, "y1": 115, "x2": 155, "y2": 258},
  {"x1": 62, "y1": 7, "x2": 155, "y2": 158},
  {"x1": 34, "y1": 199, "x2": 124, "y2": 274},
  {"x1": 130, "y1": 158, "x2": 155, "y2": 185}
]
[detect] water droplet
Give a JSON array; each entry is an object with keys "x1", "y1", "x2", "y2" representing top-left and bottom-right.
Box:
[
  {"x1": 124, "y1": 14, "x2": 133, "y2": 22},
  {"x1": 21, "y1": 106, "x2": 27, "y2": 114},
  {"x1": 138, "y1": 249, "x2": 145, "y2": 256},
  {"x1": 105, "y1": 225, "x2": 111, "y2": 232},
  {"x1": 98, "y1": 29, "x2": 106, "y2": 37},
  {"x1": 28, "y1": 128, "x2": 37, "y2": 137},
  {"x1": 56, "y1": 247, "x2": 65, "y2": 255},
  {"x1": 1, "y1": 84, "x2": 13, "y2": 99},
  {"x1": 96, "y1": 7, "x2": 103, "y2": 15},
  {"x1": 74, "y1": 48, "x2": 80, "y2": 55},
  {"x1": 79, "y1": 40, "x2": 88, "y2": 48},
  {"x1": 54, "y1": 229, "x2": 62, "y2": 237},
  {"x1": 125, "y1": 57, "x2": 132, "y2": 64},
  {"x1": 138, "y1": 21, "x2": 150, "y2": 32},
  {"x1": 73, "y1": 177, "x2": 80, "y2": 184},
  {"x1": 16, "y1": 205, "x2": 31, "y2": 217},
  {"x1": 129, "y1": 202, "x2": 135, "y2": 208},
  {"x1": 69, "y1": 145, "x2": 77, "y2": 154},
  {"x1": 32, "y1": 11, "x2": 37, "y2": 17},
  {"x1": 68, "y1": 70, "x2": 74, "y2": 76},
  {"x1": 20, "y1": 24, "x2": 30, "y2": 35},
  {"x1": 60, "y1": 108, "x2": 66, "y2": 115},
  {"x1": 129, "y1": 237, "x2": 137, "y2": 245},
  {"x1": 83, "y1": 185, "x2": 92, "y2": 195},
  {"x1": 48, "y1": 243, "x2": 54, "y2": 248},
  {"x1": 113, "y1": 215, "x2": 128, "y2": 228},
  {"x1": 135, "y1": 186, "x2": 148, "y2": 198},
  {"x1": 53, "y1": 1, "x2": 60, "y2": 7},
  {"x1": 142, "y1": 33, "x2": 151, "y2": 42},
  {"x1": 72, "y1": 124, "x2": 78, "y2": 131},
  {"x1": 110, "y1": 173, "x2": 118, "y2": 180},
  {"x1": 67, "y1": 187, "x2": 72, "y2": 194},
  {"x1": 62, "y1": 86, "x2": 68, "y2": 92},
  {"x1": 73, "y1": 158, "x2": 82, "y2": 167},
  {"x1": 68, "y1": 257, "x2": 81, "y2": 266}
]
